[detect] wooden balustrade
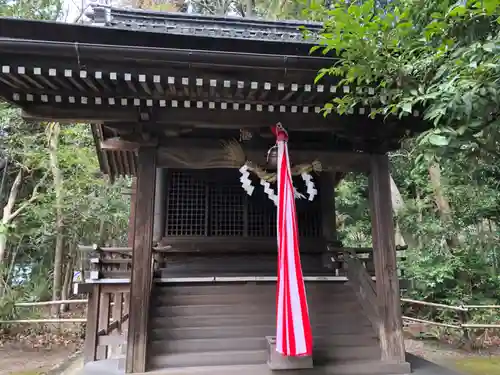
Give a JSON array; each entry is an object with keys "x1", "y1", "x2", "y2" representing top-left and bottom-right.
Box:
[
  {"x1": 77, "y1": 244, "x2": 406, "y2": 283},
  {"x1": 343, "y1": 250, "x2": 380, "y2": 331},
  {"x1": 84, "y1": 284, "x2": 130, "y2": 364},
  {"x1": 78, "y1": 244, "x2": 170, "y2": 281},
  {"x1": 327, "y1": 247, "x2": 376, "y2": 277}
]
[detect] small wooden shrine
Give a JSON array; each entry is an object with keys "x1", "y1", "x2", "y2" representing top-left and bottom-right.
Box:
[{"x1": 0, "y1": 5, "x2": 426, "y2": 375}]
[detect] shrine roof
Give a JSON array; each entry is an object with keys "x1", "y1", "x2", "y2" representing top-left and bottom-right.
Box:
[
  {"x1": 87, "y1": 6, "x2": 322, "y2": 45},
  {"x1": 0, "y1": 6, "x2": 428, "y2": 178}
]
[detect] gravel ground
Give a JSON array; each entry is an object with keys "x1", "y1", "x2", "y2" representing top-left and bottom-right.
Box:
[
  {"x1": 0, "y1": 342, "x2": 80, "y2": 375},
  {"x1": 0, "y1": 337, "x2": 495, "y2": 375}
]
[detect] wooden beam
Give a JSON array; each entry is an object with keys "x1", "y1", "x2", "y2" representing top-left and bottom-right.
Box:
[
  {"x1": 126, "y1": 148, "x2": 157, "y2": 373},
  {"x1": 368, "y1": 154, "x2": 406, "y2": 362},
  {"x1": 157, "y1": 237, "x2": 326, "y2": 253},
  {"x1": 156, "y1": 146, "x2": 370, "y2": 172},
  {"x1": 100, "y1": 137, "x2": 158, "y2": 151},
  {"x1": 21, "y1": 104, "x2": 397, "y2": 135}
]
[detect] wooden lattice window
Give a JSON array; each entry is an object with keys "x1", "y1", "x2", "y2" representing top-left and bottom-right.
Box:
[{"x1": 164, "y1": 169, "x2": 322, "y2": 238}]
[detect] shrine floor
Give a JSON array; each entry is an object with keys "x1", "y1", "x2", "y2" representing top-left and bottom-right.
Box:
[{"x1": 79, "y1": 354, "x2": 463, "y2": 375}]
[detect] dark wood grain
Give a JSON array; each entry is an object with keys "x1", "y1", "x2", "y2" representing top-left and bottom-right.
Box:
[
  {"x1": 368, "y1": 154, "x2": 405, "y2": 362},
  {"x1": 320, "y1": 172, "x2": 337, "y2": 242},
  {"x1": 96, "y1": 292, "x2": 111, "y2": 359},
  {"x1": 126, "y1": 148, "x2": 157, "y2": 373},
  {"x1": 84, "y1": 284, "x2": 101, "y2": 364},
  {"x1": 127, "y1": 178, "x2": 137, "y2": 247}
]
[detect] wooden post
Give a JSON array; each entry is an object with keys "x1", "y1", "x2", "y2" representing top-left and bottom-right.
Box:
[
  {"x1": 96, "y1": 292, "x2": 111, "y2": 359},
  {"x1": 153, "y1": 168, "x2": 165, "y2": 245},
  {"x1": 321, "y1": 172, "x2": 337, "y2": 242},
  {"x1": 84, "y1": 284, "x2": 101, "y2": 364},
  {"x1": 127, "y1": 178, "x2": 137, "y2": 247},
  {"x1": 321, "y1": 172, "x2": 341, "y2": 272},
  {"x1": 126, "y1": 148, "x2": 157, "y2": 373},
  {"x1": 368, "y1": 154, "x2": 406, "y2": 362}
]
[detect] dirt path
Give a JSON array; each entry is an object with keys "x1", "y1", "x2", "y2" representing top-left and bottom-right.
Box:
[
  {"x1": 0, "y1": 334, "x2": 82, "y2": 375},
  {"x1": 406, "y1": 338, "x2": 500, "y2": 375}
]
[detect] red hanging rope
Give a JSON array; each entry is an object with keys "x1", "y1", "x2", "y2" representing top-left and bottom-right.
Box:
[{"x1": 272, "y1": 123, "x2": 313, "y2": 357}]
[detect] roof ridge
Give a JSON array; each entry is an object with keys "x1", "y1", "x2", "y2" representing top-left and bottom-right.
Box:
[{"x1": 86, "y1": 5, "x2": 322, "y2": 44}]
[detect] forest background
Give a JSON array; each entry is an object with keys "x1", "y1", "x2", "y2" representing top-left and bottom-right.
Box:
[{"x1": 0, "y1": 0, "x2": 498, "y2": 338}]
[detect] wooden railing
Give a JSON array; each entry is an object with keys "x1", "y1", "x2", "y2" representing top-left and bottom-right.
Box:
[
  {"x1": 402, "y1": 299, "x2": 500, "y2": 349},
  {"x1": 84, "y1": 283, "x2": 130, "y2": 364},
  {"x1": 342, "y1": 250, "x2": 380, "y2": 331},
  {"x1": 325, "y1": 247, "x2": 375, "y2": 277},
  {"x1": 78, "y1": 245, "x2": 171, "y2": 281},
  {"x1": 78, "y1": 244, "x2": 408, "y2": 282}
]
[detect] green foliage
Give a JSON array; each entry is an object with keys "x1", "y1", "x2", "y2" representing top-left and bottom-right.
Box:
[
  {"x1": 0, "y1": 0, "x2": 62, "y2": 20},
  {"x1": 309, "y1": 0, "x2": 500, "y2": 153},
  {"x1": 309, "y1": 0, "x2": 500, "y2": 328},
  {"x1": 0, "y1": 105, "x2": 130, "y2": 317}
]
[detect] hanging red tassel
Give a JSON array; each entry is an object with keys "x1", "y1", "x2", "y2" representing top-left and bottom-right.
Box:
[{"x1": 272, "y1": 123, "x2": 313, "y2": 357}]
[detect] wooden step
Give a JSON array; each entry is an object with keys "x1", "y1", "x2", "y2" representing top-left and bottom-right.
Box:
[
  {"x1": 150, "y1": 312, "x2": 373, "y2": 330},
  {"x1": 150, "y1": 350, "x2": 267, "y2": 368},
  {"x1": 151, "y1": 301, "x2": 361, "y2": 317},
  {"x1": 153, "y1": 283, "x2": 350, "y2": 297},
  {"x1": 314, "y1": 345, "x2": 381, "y2": 361},
  {"x1": 150, "y1": 323, "x2": 374, "y2": 341},
  {"x1": 147, "y1": 360, "x2": 411, "y2": 375},
  {"x1": 150, "y1": 337, "x2": 266, "y2": 354},
  {"x1": 150, "y1": 335, "x2": 379, "y2": 354},
  {"x1": 151, "y1": 291, "x2": 357, "y2": 307}
]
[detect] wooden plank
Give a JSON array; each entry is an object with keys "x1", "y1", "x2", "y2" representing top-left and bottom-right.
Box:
[
  {"x1": 96, "y1": 292, "x2": 111, "y2": 360},
  {"x1": 126, "y1": 147, "x2": 157, "y2": 373},
  {"x1": 112, "y1": 292, "x2": 125, "y2": 356},
  {"x1": 368, "y1": 154, "x2": 405, "y2": 362},
  {"x1": 98, "y1": 334, "x2": 128, "y2": 346},
  {"x1": 113, "y1": 293, "x2": 124, "y2": 331},
  {"x1": 101, "y1": 284, "x2": 131, "y2": 294},
  {"x1": 157, "y1": 237, "x2": 326, "y2": 253},
  {"x1": 123, "y1": 292, "x2": 130, "y2": 333},
  {"x1": 84, "y1": 284, "x2": 101, "y2": 363}
]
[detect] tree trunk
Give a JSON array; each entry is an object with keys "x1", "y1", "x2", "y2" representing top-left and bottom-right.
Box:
[
  {"x1": 98, "y1": 218, "x2": 107, "y2": 246},
  {"x1": 245, "y1": 0, "x2": 253, "y2": 16},
  {"x1": 428, "y1": 162, "x2": 459, "y2": 248},
  {"x1": 60, "y1": 254, "x2": 74, "y2": 313},
  {"x1": 0, "y1": 169, "x2": 23, "y2": 266},
  {"x1": 49, "y1": 122, "x2": 65, "y2": 315},
  {"x1": 0, "y1": 166, "x2": 48, "y2": 296}
]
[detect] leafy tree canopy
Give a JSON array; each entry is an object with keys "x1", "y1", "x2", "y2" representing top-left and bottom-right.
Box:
[{"x1": 309, "y1": 0, "x2": 500, "y2": 157}]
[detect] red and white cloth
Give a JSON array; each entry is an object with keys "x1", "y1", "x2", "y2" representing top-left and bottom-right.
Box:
[{"x1": 272, "y1": 123, "x2": 313, "y2": 357}]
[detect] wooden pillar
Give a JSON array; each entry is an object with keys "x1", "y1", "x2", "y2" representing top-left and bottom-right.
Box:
[
  {"x1": 368, "y1": 154, "x2": 406, "y2": 362},
  {"x1": 127, "y1": 178, "x2": 137, "y2": 247},
  {"x1": 112, "y1": 292, "x2": 124, "y2": 357},
  {"x1": 321, "y1": 172, "x2": 337, "y2": 243},
  {"x1": 84, "y1": 284, "x2": 101, "y2": 364},
  {"x1": 96, "y1": 292, "x2": 111, "y2": 359},
  {"x1": 126, "y1": 148, "x2": 157, "y2": 373},
  {"x1": 152, "y1": 168, "x2": 165, "y2": 244}
]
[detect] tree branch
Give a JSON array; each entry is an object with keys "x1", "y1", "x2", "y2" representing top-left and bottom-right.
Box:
[
  {"x1": 7, "y1": 171, "x2": 49, "y2": 222},
  {"x1": 3, "y1": 169, "x2": 23, "y2": 223}
]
